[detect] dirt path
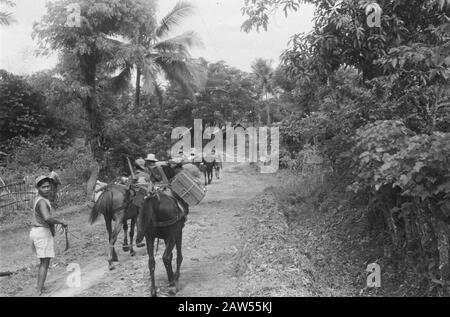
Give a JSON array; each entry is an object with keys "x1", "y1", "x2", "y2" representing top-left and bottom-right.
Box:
[{"x1": 1, "y1": 162, "x2": 274, "y2": 297}]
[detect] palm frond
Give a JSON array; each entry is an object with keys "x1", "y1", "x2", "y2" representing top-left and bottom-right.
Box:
[
  {"x1": 151, "y1": 50, "x2": 191, "y2": 64},
  {"x1": 153, "y1": 43, "x2": 191, "y2": 60},
  {"x1": 142, "y1": 59, "x2": 161, "y2": 95},
  {"x1": 0, "y1": 0, "x2": 15, "y2": 6},
  {"x1": 156, "y1": 58, "x2": 207, "y2": 98},
  {"x1": 156, "y1": 1, "x2": 196, "y2": 39},
  {"x1": 154, "y1": 80, "x2": 164, "y2": 102},
  {"x1": 103, "y1": 38, "x2": 139, "y2": 74},
  {"x1": 186, "y1": 61, "x2": 207, "y2": 91},
  {"x1": 0, "y1": 11, "x2": 15, "y2": 26},
  {"x1": 153, "y1": 30, "x2": 203, "y2": 54},
  {"x1": 158, "y1": 60, "x2": 195, "y2": 96},
  {"x1": 108, "y1": 64, "x2": 132, "y2": 93},
  {"x1": 0, "y1": 0, "x2": 16, "y2": 26}
]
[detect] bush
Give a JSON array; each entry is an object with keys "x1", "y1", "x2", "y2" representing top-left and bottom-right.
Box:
[
  {"x1": 347, "y1": 120, "x2": 450, "y2": 294},
  {"x1": 2, "y1": 136, "x2": 95, "y2": 185}
]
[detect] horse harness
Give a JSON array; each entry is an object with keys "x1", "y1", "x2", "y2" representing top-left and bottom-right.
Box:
[
  {"x1": 144, "y1": 189, "x2": 186, "y2": 228},
  {"x1": 97, "y1": 184, "x2": 135, "y2": 215}
]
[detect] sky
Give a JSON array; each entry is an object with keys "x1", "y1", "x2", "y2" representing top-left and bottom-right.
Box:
[{"x1": 0, "y1": 0, "x2": 315, "y2": 75}]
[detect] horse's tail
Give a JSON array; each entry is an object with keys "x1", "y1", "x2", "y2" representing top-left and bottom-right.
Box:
[{"x1": 89, "y1": 189, "x2": 113, "y2": 224}]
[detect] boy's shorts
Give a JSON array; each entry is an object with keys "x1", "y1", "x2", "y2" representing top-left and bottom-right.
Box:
[{"x1": 30, "y1": 227, "x2": 55, "y2": 259}]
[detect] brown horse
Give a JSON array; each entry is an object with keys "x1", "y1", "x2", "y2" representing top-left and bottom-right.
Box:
[
  {"x1": 136, "y1": 191, "x2": 185, "y2": 297},
  {"x1": 89, "y1": 184, "x2": 139, "y2": 270}
]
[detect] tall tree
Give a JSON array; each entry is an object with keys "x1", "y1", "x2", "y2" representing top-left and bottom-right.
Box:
[
  {"x1": 0, "y1": 70, "x2": 46, "y2": 144},
  {"x1": 164, "y1": 59, "x2": 259, "y2": 128},
  {"x1": 33, "y1": 0, "x2": 157, "y2": 193},
  {"x1": 251, "y1": 58, "x2": 275, "y2": 125},
  {"x1": 112, "y1": 1, "x2": 205, "y2": 107}
]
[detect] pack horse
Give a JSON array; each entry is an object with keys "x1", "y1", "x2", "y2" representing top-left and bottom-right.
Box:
[
  {"x1": 137, "y1": 169, "x2": 206, "y2": 296},
  {"x1": 89, "y1": 165, "x2": 206, "y2": 296}
]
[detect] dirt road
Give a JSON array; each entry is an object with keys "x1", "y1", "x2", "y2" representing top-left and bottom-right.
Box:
[{"x1": 0, "y1": 163, "x2": 275, "y2": 297}]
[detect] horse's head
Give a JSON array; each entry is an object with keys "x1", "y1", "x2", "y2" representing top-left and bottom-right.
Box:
[{"x1": 129, "y1": 186, "x2": 147, "y2": 209}]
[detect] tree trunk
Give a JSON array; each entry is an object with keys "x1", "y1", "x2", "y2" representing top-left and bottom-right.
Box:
[
  {"x1": 85, "y1": 94, "x2": 103, "y2": 197},
  {"x1": 266, "y1": 99, "x2": 271, "y2": 125},
  {"x1": 86, "y1": 162, "x2": 100, "y2": 200},
  {"x1": 80, "y1": 55, "x2": 103, "y2": 197},
  {"x1": 257, "y1": 107, "x2": 262, "y2": 127},
  {"x1": 135, "y1": 67, "x2": 141, "y2": 108}
]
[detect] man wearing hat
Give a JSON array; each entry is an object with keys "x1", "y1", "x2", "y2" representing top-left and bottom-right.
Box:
[
  {"x1": 30, "y1": 176, "x2": 68, "y2": 296},
  {"x1": 145, "y1": 154, "x2": 191, "y2": 222},
  {"x1": 144, "y1": 154, "x2": 170, "y2": 186},
  {"x1": 134, "y1": 158, "x2": 151, "y2": 185}
]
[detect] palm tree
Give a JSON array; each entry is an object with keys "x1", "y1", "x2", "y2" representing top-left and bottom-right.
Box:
[
  {"x1": 251, "y1": 58, "x2": 275, "y2": 125},
  {"x1": 111, "y1": 1, "x2": 205, "y2": 107},
  {"x1": 0, "y1": 0, "x2": 16, "y2": 26}
]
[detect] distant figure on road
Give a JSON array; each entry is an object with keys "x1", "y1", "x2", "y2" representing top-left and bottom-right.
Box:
[{"x1": 212, "y1": 148, "x2": 222, "y2": 179}]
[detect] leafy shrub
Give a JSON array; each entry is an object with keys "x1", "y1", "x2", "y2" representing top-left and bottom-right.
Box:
[
  {"x1": 2, "y1": 136, "x2": 94, "y2": 185},
  {"x1": 347, "y1": 120, "x2": 450, "y2": 294}
]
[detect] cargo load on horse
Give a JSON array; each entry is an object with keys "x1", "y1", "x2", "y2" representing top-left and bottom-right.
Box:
[{"x1": 171, "y1": 169, "x2": 206, "y2": 206}]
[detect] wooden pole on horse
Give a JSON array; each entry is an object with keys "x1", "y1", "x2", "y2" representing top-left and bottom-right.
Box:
[{"x1": 127, "y1": 157, "x2": 136, "y2": 180}]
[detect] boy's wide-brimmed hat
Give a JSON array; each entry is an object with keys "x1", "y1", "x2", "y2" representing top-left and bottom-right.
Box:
[
  {"x1": 35, "y1": 175, "x2": 52, "y2": 188},
  {"x1": 135, "y1": 158, "x2": 146, "y2": 169},
  {"x1": 145, "y1": 154, "x2": 158, "y2": 162}
]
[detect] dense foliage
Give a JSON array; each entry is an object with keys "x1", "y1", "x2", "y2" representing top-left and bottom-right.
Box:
[{"x1": 243, "y1": 0, "x2": 450, "y2": 294}]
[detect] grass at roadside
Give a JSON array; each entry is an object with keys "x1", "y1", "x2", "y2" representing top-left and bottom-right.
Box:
[{"x1": 232, "y1": 171, "x2": 377, "y2": 297}]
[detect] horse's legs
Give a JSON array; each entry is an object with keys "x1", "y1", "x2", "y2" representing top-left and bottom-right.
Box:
[
  {"x1": 136, "y1": 226, "x2": 146, "y2": 248},
  {"x1": 163, "y1": 240, "x2": 174, "y2": 284},
  {"x1": 146, "y1": 236, "x2": 157, "y2": 297},
  {"x1": 122, "y1": 220, "x2": 130, "y2": 252},
  {"x1": 163, "y1": 237, "x2": 176, "y2": 286},
  {"x1": 105, "y1": 215, "x2": 116, "y2": 270},
  {"x1": 109, "y1": 219, "x2": 122, "y2": 264},
  {"x1": 129, "y1": 217, "x2": 136, "y2": 256},
  {"x1": 164, "y1": 239, "x2": 174, "y2": 263},
  {"x1": 208, "y1": 168, "x2": 212, "y2": 184},
  {"x1": 174, "y1": 230, "x2": 183, "y2": 290}
]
